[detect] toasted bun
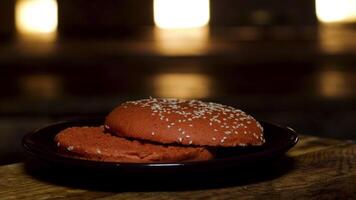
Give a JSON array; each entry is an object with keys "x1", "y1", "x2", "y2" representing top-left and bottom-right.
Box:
[
  {"x1": 55, "y1": 126, "x2": 213, "y2": 163},
  {"x1": 105, "y1": 98, "x2": 265, "y2": 147}
]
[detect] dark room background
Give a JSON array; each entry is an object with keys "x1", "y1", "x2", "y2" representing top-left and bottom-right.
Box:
[{"x1": 0, "y1": 0, "x2": 355, "y2": 165}]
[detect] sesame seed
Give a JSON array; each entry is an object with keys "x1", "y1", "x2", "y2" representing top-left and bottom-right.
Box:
[
  {"x1": 212, "y1": 137, "x2": 216, "y2": 141},
  {"x1": 57, "y1": 142, "x2": 60, "y2": 147},
  {"x1": 151, "y1": 132, "x2": 155, "y2": 135},
  {"x1": 129, "y1": 98, "x2": 261, "y2": 141},
  {"x1": 96, "y1": 149, "x2": 101, "y2": 154},
  {"x1": 67, "y1": 146, "x2": 74, "y2": 151},
  {"x1": 186, "y1": 135, "x2": 190, "y2": 138},
  {"x1": 178, "y1": 137, "x2": 183, "y2": 142},
  {"x1": 189, "y1": 140, "x2": 193, "y2": 144}
]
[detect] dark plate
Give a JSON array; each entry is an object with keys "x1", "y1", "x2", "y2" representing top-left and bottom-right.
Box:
[{"x1": 22, "y1": 118, "x2": 298, "y2": 174}]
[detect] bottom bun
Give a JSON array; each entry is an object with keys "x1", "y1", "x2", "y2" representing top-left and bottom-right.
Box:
[{"x1": 55, "y1": 126, "x2": 213, "y2": 163}]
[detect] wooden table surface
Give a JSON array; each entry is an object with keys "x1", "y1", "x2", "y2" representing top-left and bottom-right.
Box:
[{"x1": 0, "y1": 135, "x2": 355, "y2": 200}]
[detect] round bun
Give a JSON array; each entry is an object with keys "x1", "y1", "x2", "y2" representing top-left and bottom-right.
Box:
[
  {"x1": 55, "y1": 126, "x2": 213, "y2": 163},
  {"x1": 105, "y1": 98, "x2": 265, "y2": 147}
]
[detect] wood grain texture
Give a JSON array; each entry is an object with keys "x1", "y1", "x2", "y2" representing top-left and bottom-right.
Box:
[{"x1": 0, "y1": 135, "x2": 355, "y2": 200}]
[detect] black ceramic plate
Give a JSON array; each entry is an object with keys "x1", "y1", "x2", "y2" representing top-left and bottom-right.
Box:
[{"x1": 22, "y1": 118, "x2": 298, "y2": 174}]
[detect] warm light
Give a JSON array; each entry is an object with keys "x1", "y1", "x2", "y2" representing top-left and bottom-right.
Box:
[
  {"x1": 19, "y1": 74, "x2": 62, "y2": 99},
  {"x1": 319, "y1": 70, "x2": 350, "y2": 98},
  {"x1": 154, "y1": 0, "x2": 210, "y2": 29},
  {"x1": 154, "y1": 27, "x2": 209, "y2": 55},
  {"x1": 153, "y1": 73, "x2": 212, "y2": 99},
  {"x1": 16, "y1": 0, "x2": 58, "y2": 34},
  {"x1": 316, "y1": 0, "x2": 356, "y2": 23}
]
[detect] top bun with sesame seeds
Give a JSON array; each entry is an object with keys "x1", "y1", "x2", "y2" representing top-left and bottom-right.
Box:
[{"x1": 105, "y1": 98, "x2": 265, "y2": 147}]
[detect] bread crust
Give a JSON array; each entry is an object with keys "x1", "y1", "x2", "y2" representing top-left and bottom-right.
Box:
[
  {"x1": 106, "y1": 98, "x2": 265, "y2": 147},
  {"x1": 55, "y1": 126, "x2": 213, "y2": 163}
]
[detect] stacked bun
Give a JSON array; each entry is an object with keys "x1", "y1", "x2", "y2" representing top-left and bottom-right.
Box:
[{"x1": 55, "y1": 98, "x2": 265, "y2": 163}]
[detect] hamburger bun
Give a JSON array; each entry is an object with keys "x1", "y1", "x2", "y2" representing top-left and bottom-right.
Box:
[
  {"x1": 105, "y1": 98, "x2": 265, "y2": 147},
  {"x1": 55, "y1": 126, "x2": 213, "y2": 163}
]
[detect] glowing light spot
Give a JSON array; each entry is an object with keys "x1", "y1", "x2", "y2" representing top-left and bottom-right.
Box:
[
  {"x1": 154, "y1": 0, "x2": 210, "y2": 29},
  {"x1": 16, "y1": 0, "x2": 58, "y2": 34},
  {"x1": 154, "y1": 27, "x2": 209, "y2": 55},
  {"x1": 319, "y1": 69, "x2": 354, "y2": 98},
  {"x1": 153, "y1": 73, "x2": 212, "y2": 99},
  {"x1": 19, "y1": 74, "x2": 62, "y2": 99},
  {"x1": 316, "y1": 0, "x2": 356, "y2": 23}
]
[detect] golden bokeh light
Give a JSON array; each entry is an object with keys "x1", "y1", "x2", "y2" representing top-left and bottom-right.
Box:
[
  {"x1": 154, "y1": 27, "x2": 209, "y2": 55},
  {"x1": 319, "y1": 69, "x2": 354, "y2": 98},
  {"x1": 19, "y1": 74, "x2": 62, "y2": 99},
  {"x1": 153, "y1": 73, "x2": 212, "y2": 99},
  {"x1": 15, "y1": 0, "x2": 58, "y2": 34},
  {"x1": 154, "y1": 0, "x2": 210, "y2": 29},
  {"x1": 316, "y1": 0, "x2": 356, "y2": 23},
  {"x1": 153, "y1": 0, "x2": 210, "y2": 55}
]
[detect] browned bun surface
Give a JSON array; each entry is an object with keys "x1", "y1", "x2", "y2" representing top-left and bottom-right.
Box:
[
  {"x1": 105, "y1": 98, "x2": 265, "y2": 147},
  {"x1": 55, "y1": 126, "x2": 213, "y2": 163}
]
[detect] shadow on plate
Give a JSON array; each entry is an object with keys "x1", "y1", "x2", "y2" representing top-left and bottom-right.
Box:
[{"x1": 24, "y1": 155, "x2": 296, "y2": 192}]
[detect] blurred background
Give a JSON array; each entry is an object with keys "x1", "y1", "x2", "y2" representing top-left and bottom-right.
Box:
[{"x1": 0, "y1": 0, "x2": 356, "y2": 165}]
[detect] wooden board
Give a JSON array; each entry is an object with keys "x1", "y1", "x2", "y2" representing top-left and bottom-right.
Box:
[{"x1": 0, "y1": 135, "x2": 355, "y2": 200}]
